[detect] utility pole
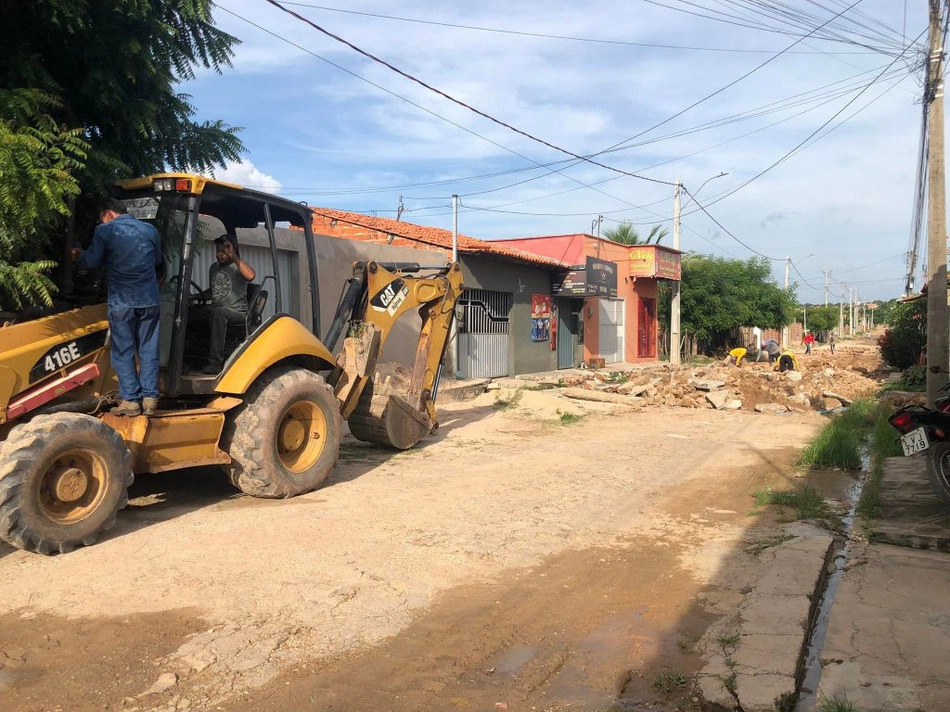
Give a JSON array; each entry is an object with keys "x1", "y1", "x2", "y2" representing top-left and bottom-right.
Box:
[
  {"x1": 848, "y1": 287, "x2": 858, "y2": 336},
  {"x1": 595, "y1": 214, "x2": 603, "y2": 259},
  {"x1": 823, "y1": 269, "x2": 830, "y2": 307},
  {"x1": 927, "y1": 0, "x2": 949, "y2": 407},
  {"x1": 783, "y1": 256, "x2": 791, "y2": 347},
  {"x1": 451, "y1": 194, "x2": 460, "y2": 378},
  {"x1": 670, "y1": 181, "x2": 682, "y2": 365},
  {"x1": 838, "y1": 286, "x2": 845, "y2": 337}
]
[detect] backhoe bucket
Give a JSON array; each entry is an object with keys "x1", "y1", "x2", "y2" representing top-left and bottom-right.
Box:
[{"x1": 347, "y1": 376, "x2": 432, "y2": 450}]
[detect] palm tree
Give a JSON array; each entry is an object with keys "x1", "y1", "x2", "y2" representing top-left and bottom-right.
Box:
[{"x1": 603, "y1": 222, "x2": 669, "y2": 245}]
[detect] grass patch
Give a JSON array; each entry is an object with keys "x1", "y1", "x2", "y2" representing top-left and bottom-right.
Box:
[
  {"x1": 752, "y1": 485, "x2": 835, "y2": 526},
  {"x1": 797, "y1": 399, "x2": 882, "y2": 470},
  {"x1": 716, "y1": 632, "x2": 741, "y2": 650},
  {"x1": 817, "y1": 695, "x2": 858, "y2": 712},
  {"x1": 558, "y1": 411, "x2": 583, "y2": 425},
  {"x1": 676, "y1": 632, "x2": 698, "y2": 654},
  {"x1": 493, "y1": 389, "x2": 523, "y2": 410},
  {"x1": 652, "y1": 670, "x2": 688, "y2": 693}
]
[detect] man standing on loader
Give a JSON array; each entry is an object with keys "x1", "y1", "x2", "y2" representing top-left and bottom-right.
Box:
[{"x1": 73, "y1": 198, "x2": 162, "y2": 416}]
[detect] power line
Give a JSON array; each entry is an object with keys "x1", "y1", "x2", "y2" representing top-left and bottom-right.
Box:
[
  {"x1": 262, "y1": 0, "x2": 678, "y2": 187},
  {"x1": 683, "y1": 26, "x2": 928, "y2": 215},
  {"x1": 278, "y1": 1, "x2": 886, "y2": 54},
  {"x1": 790, "y1": 260, "x2": 820, "y2": 290},
  {"x1": 680, "y1": 185, "x2": 781, "y2": 259}
]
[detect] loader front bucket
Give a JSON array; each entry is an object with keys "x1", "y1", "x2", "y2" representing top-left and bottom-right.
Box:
[{"x1": 347, "y1": 377, "x2": 432, "y2": 450}]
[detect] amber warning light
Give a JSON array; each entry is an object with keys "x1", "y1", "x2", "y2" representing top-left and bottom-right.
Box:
[{"x1": 153, "y1": 178, "x2": 193, "y2": 192}]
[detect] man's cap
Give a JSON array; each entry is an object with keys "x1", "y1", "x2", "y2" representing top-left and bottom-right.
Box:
[{"x1": 214, "y1": 234, "x2": 238, "y2": 247}]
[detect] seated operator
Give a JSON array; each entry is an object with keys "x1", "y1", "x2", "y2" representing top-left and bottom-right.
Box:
[{"x1": 192, "y1": 234, "x2": 256, "y2": 374}]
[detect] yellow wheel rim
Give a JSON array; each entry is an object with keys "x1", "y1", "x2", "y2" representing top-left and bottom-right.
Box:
[
  {"x1": 38, "y1": 448, "x2": 108, "y2": 525},
  {"x1": 277, "y1": 400, "x2": 327, "y2": 473}
]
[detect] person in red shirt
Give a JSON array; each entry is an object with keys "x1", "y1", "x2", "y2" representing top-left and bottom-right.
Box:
[{"x1": 802, "y1": 331, "x2": 815, "y2": 355}]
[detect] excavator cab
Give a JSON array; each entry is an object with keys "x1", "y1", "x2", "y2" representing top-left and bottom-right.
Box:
[{"x1": 0, "y1": 174, "x2": 463, "y2": 555}]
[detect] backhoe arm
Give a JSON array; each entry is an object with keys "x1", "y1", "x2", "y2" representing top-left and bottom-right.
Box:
[{"x1": 329, "y1": 260, "x2": 463, "y2": 449}]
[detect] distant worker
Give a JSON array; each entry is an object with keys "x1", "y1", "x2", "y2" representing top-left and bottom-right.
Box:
[
  {"x1": 776, "y1": 349, "x2": 800, "y2": 373},
  {"x1": 761, "y1": 338, "x2": 781, "y2": 364},
  {"x1": 802, "y1": 330, "x2": 815, "y2": 355},
  {"x1": 723, "y1": 344, "x2": 756, "y2": 367},
  {"x1": 829, "y1": 331, "x2": 836, "y2": 355},
  {"x1": 73, "y1": 198, "x2": 161, "y2": 417}
]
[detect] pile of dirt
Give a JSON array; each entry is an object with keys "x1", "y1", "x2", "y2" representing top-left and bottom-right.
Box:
[{"x1": 522, "y1": 345, "x2": 884, "y2": 414}]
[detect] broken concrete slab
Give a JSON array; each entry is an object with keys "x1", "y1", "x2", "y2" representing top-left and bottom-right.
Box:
[
  {"x1": 785, "y1": 371, "x2": 803, "y2": 382},
  {"x1": 697, "y1": 535, "x2": 833, "y2": 712},
  {"x1": 689, "y1": 378, "x2": 726, "y2": 392},
  {"x1": 754, "y1": 403, "x2": 788, "y2": 414},
  {"x1": 822, "y1": 390, "x2": 851, "y2": 406},
  {"x1": 787, "y1": 393, "x2": 811, "y2": 407},
  {"x1": 705, "y1": 390, "x2": 729, "y2": 409},
  {"x1": 723, "y1": 399, "x2": 742, "y2": 410},
  {"x1": 560, "y1": 388, "x2": 643, "y2": 407}
]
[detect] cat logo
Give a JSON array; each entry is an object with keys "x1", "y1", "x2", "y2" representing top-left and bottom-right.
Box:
[{"x1": 370, "y1": 278, "x2": 410, "y2": 316}]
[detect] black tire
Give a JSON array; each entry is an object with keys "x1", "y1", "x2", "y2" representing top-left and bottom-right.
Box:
[
  {"x1": 0, "y1": 413, "x2": 133, "y2": 555},
  {"x1": 926, "y1": 441, "x2": 950, "y2": 507},
  {"x1": 222, "y1": 366, "x2": 342, "y2": 498}
]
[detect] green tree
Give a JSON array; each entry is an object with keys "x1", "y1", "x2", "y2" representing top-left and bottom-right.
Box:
[
  {"x1": 804, "y1": 305, "x2": 838, "y2": 334},
  {"x1": 0, "y1": 0, "x2": 243, "y2": 310},
  {"x1": 878, "y1": 299, "x2": 926, "y2": 370},
  {"x1": 660, "y1": 255, "x2": 797, "y2": 354},
  {"x1": 0, "y1": 89, "x2": 88, "y2": 309},
  {"x1": 604, "y1": 221, "x2": 668, "y2": 245}
]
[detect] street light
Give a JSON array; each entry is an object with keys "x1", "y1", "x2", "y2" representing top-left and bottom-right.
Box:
[{"x1": 670, "y1": 172, "x2": 729, "y2": 365}]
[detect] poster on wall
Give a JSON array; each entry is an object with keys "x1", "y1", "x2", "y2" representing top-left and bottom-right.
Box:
[{"x1": 530, "y1": 294, "x2": 552, "y2": 342}]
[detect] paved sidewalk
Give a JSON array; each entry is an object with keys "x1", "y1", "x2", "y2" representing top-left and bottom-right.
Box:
[{"x1": 817, "y1": 457, "x2": 950, "y2": 711}]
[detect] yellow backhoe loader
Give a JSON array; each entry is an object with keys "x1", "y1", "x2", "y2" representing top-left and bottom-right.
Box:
[{"x1": 0, "y1": 174, "x2": 463, "y2": 555}]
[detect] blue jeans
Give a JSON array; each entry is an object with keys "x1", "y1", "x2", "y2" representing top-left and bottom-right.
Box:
[{"x1": 108, "y1": 305, "x2": 160, "y2": 401}]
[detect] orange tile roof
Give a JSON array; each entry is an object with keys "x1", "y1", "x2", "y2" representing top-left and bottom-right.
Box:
[{"x1": 310, "y1": 207, "x2": 569, "y2": 269}]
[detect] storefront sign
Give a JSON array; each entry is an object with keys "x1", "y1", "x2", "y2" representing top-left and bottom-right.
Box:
[
  {"x1": 551, "y1": 257, "x2": 618, "y2": 298},
  {"x1": 628, "y1": 245, "x2": 681, "y2": 281},
  {"x1": 586, "y1": 257, "x2": 618, "y2": 297},
  {"x1": 530, "y1": 294, "x2": 552, "y2": 342}
]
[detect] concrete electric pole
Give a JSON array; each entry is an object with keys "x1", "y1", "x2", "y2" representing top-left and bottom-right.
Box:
[
  {"x1": 783, "y1": 257, "x2": 791, "y2": 348},
  {"x1": 927, "y1": 0, "x2": 949, "y2": 407},
  {"x1": 839, "y1": 286, "x2": 845, "y2": 337},
  {"x1": 671, "y1": 181, "x2": 682, "y2": 365},
  {"x1": 823, "y1": 269, "x2": 830, "y2": 307}
]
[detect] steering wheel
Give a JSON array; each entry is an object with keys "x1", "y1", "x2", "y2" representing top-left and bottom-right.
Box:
[{"x1": 167, "y1": 275, "x2": 207, "y2": 303}]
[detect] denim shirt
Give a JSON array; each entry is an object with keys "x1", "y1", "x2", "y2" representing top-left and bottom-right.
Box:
[{"x1": 80, "y1": 214, "x2": 161, "y2": 307}]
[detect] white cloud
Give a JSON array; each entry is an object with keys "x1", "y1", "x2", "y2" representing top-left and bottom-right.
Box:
[
  {"x1": 215, "y1": 160, "x2": 283, "y2": 194},
  {"x1": 193, "y1": 0, "x2": 929, "y2": 300}
]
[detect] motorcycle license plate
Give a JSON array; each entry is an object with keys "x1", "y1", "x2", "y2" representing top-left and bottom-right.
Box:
[{"x1": 900, "y1": 427, "x2": 930, "y2": 456}]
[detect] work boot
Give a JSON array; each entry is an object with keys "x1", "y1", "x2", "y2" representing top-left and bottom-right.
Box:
[
  {"x1": 142, "y1": 397, "x2": 158, "y2": 416},
  {"x1": 111, "y1": 400, "x2": 142, "y2": 417}
]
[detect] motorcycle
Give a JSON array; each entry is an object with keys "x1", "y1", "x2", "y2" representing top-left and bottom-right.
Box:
[{"x1": 888, "y1": 384, "x2": 950, "y2": 507}]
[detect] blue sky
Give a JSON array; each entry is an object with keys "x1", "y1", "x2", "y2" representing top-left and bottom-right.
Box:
[{"x1": 189, "y1": 1, "x2": 931, "y2": 303}]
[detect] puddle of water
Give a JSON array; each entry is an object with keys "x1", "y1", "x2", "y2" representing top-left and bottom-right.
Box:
[
  {"x1": 795, "y1": 461, "x2": 867, "y2": 711},
  {"x1": 492, "y1": 644, "x2": 538, "y2": 675}
]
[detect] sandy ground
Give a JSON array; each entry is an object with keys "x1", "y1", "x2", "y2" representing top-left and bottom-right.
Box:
[{"x1": 0, "y1": 357, "x2": 861, "y2": 712}]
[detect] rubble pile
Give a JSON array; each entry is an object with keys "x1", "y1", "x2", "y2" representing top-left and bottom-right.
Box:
[{"x1": 527, "y1": 346, "x2": 885, "y2": 414}]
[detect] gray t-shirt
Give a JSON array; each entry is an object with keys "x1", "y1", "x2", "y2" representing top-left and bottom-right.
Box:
[
  {"x1": 210, "y1": 262, "x2": 249, "y2": 315},
  {"x1": 764, "y1": 338, "x2": 781, "y2": 356}
]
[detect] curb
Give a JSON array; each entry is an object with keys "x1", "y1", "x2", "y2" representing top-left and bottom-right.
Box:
[{"x1": 696, "y1": 533, "x2": 834, "y2": 712}]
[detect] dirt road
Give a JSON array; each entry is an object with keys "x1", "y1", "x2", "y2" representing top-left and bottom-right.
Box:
[{"x1": 0, "y1": 380, "x2": 839, "y2": 711}]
